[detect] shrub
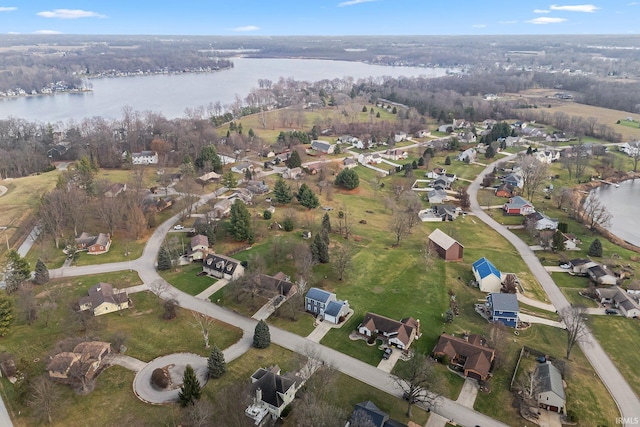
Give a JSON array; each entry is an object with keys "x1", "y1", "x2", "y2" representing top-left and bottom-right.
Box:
[
  {"x1": 253, "y1": 320, "x2": 271, "y2": 349},
  {"x1": 335, "y1": 168, "x2": 360, "y2": 190},
  {"x1": 588, "y1": 238, "x2": 603, "y2": 257},
  {"x1": 282, "y1": 217, "x2": 295, "y2": 232},
  {"x1": 151, "y1": 368, "x2": 170, "y2": 389},
  {"x1": 263, "y1": 210, "x2": 272, "y2": 220}
]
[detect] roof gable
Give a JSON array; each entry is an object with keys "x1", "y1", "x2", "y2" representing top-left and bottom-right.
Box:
[
  {"x1": 473, "y1": 257, "x2": 501, "y2": 280},
  {"x1": 429, "y1": 228, "x2": 463, "y2": 250}
]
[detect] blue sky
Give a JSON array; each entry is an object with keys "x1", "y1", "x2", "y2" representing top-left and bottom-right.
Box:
[{"x1": 0, "y1": 1, "x2": 637, "y2": 35}]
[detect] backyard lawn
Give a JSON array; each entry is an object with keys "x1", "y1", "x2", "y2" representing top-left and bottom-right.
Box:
[{"x1": 159, "y1": 262, "x2": 218, "y2": 296}]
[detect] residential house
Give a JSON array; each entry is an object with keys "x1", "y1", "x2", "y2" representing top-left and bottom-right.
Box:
[
  {"x1": 131, "y1": 151, "x2": 158, "y2": 165},
  {"x1": 472, "y1": 257, "x2": 502, "y2": 293},
  {"x1": 211, "y1": 198, "x2": 234, "y2": 219},
  {"x1": 202, "y1": 254, "x2": 244, "y2": 281},
  {"x1": 75, "y1": 232, "x2": 111, "y2": 255},
  {"x1": 425, "y1": 168, "x2": 446, "y2": 179},
  {"x1": 505, "y1": 136, "x2": 526, "y2": 147},
  {"x1": 371, "y1": 153, "x2": 382, "y2": 164},
  {"x1": 246, "y1": 180, "x2": 270, "y2": 195},
  {"x1": 427, "y1": 189, "x2": 448, "y2": 204},
  {"x1": 282, "y1": 167, "x2": 303, "y2": 180},
  {"x1": 394, "y1": 132, "x2": 407, "y2": 143},
  {"x1": 187, "y1": 235, "x2": 209, "y2": 261},
  {"x1": 568, "y1": 258, "x2": 598, "y2": 275},
  {"x1": 197, "y1": 171, "x2": 221, "y2": 185},
  {"x1": 260, "y1": 272, "x2": 298, "y2": 299},
  {"x1": 358, "y1": 153, "x2": 374, "y2": 165},
  {"x1": 495, "y1": 183, "x2": 515, "y2": 198},
  {"x1": 432, "y1": 333, "x2": 495, "y2": 381},
  {"x1": 459, "y1": 132, "x2": 477, "y2": 144},
  {"x1": 384, "y1": 149, "x2": 408, "y2": 161},
  {"x1": 79, "y1": 283, "x2": 130, "y2": 316},
  {"x1": 246, "y1": 366, "x2": 297, "y2": 424},
  {"x1": 535, "y1": 150, "x2": 560, "y2": 164},
  {"x1": 503, "y1": 196, "x2": 535, "y2": 216},
  {"x1": 619, "y1": 142, "x2": 640, "y2": 157},
  {"x1": 457, "y1": 147, "x2": 477, "y2": 162},
  {"x1": 432, "y1": 204, "x2": 458, "y2": 221},
  {"x1": 562, "y1": 233, "x2": 581, "y2": 251},
  {"x1": 438, "y1": 124, "x2": 454, "y2": 133},
  {"x1": 486, "y1": 293, "x2": 519, "y2": 328},
  {"x1": 47, "y1": 341, "x2": 111, "y2": 383},
  {"x1": 310, "y1": 140, "x2": 335, "y2": 154},
  {"x1": 305, "y1": 287, "x2": 350, "y2": 324},
  {"x1": 502, "y1": 173, "x2": 524, "y2": 189},
  {"x1": 524, "y1": 212, "x2": 559, "y2": 230},
  {"x1": 587, "y1": 264, "x2": 617, "y2": 286},
  {"x1": 415, "y1": 129, "x2": 429, "y2": 138},
  {"x1": 343, "y1": 158, "x2": 358, "y2": 169},
  {"x1": 231, "y1": 161, "x2": 254, "y2": 174},
  {"x1": 358, "y1": 313, "x2": 420, "y2": 350},
  {"x1": 349, "y1": 401, "x2": 409, "y2": 427},
  {"x1": 595, "y1": 286, "x2": 640, "y2": 318},
  {"x1": 535, "y1": 361, "x2": 566, "y2": 413},
  {"x1": 104, "y1": 183, "x2": 126, "y2": 198},
  {"x1": 428, "y1": 228, "x2": 464, "y2": 261}
]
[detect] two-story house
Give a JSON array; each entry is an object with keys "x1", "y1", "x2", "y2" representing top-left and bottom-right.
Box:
[{"x1": 486, "y1": 293, "x2": 519, "y2": 328}]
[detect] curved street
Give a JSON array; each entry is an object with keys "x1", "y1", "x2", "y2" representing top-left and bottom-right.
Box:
[{"x1": 468, "y1": 154, "x2": 640, "y2": 423}]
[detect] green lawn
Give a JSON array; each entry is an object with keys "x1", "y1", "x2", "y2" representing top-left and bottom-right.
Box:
[
  {"x1": 73, "y1": 236, "x2": 146, "y2": 266},
  {"x1": 159, "y1": 262, "x2": 218, "y2": 296}
]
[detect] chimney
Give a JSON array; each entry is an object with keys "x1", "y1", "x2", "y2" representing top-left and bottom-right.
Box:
[{"x1": 256, "y1": 387, "x2": 262, "y2": 403}]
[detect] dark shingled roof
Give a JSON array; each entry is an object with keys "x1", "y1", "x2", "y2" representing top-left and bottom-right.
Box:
[
  {"x1": 350, "y1": 401, "x2": 407, "y2": 427},
  {"x1": 433, "y1": 334, "x2": 495, "y2": 380},
  {"x1": 250, "y1": 366, "x2": 296, "y2": 409}
]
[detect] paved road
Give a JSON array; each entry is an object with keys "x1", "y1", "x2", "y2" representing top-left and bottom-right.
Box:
[{"x1": 469, "y1": 154, "x2": 640, "y2": 424}]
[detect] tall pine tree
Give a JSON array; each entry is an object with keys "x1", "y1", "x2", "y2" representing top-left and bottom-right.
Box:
[
  {"x1": 33, "y1": 259, "x2": 49, "y2": 285},
  {"x1": 253, "y1": 320, "x2": 271, "y2": 349},
  {"x1": 0, "y1": 291, "x2": 14, "y2": 337},
  {"x1": 273, "y1": 177, "x2": 293, "y2": 204},
  {"x1": 286, "y1": 151, "x2": 302, "y2": 169},
  {"x1": 207, "y1": 345, "x2": 227, "y2": 379},
  {"x1": 296, "y1": 184, "x2": 319, "y2": 210},
  {"x1": 311, "y1": 232, "x2": 329, "y2": 264},
  {"x1": 157, "y1": 246, "x2": 172, "y2": 271},
  {"x1": 178, "y1": 364, "x2": 202, "y2": 407},
  {"x1": 588, "y1": 238, "x2": 603, "y2": 257},
  {"x1": 321, "y1": 213, "x2": 332, "y2": 234},
  {"x1": 229, "y1": 200, "x2": 254, "y2": 243}
]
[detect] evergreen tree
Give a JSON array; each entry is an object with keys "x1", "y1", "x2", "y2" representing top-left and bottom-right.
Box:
[
  {"x1": 311, "y1": 126, "x2": 319, "y2": 140},
  {"x1": 411, "y1": 160, "x2": 418, "y2": 169},
  {"x1": 418, "y1": 157, "x2": 425, "y2": 167},
  {"x1": 222, "y1": 171, "x2": 237, "y2": 188},
  {"x1": 311, "y1": 232, "x2": 329, "y2": 264},
  {"x1": 376, "y1": 112, "x2": 381, "y2": 118},
  {"x1": 335, "y1": 168, "x2": 360, "y2": 190},
  {"x1": 485, "y1": 144, "x2": 495, "y2": 159},
  {"x1": 157, "y1": 246, "x2": 172, "y2": 271},
  {"x1": 392, "y1": 106, "x2": 397, "y2": 114},
  {"x1": 4, "y1": 250, "x2": 30, "y2": 294},
  {"x1": 296, "y1": 184, "x2": 319, "y2": 210},
  {"x1": 253, "y1": 320, "x2": 271, "y2": 349},
  {"x1": 207, "y1": 345, "x2": 227, "y2": 379},
  {"x1": 444, "y1": 156, "x2": 451, "y2": 166},
  {"x1": 362, "y1": 105, "x2": 368, "y2": 113},
  {"x1": 178, "y1": 365, "x2": 202, "y2": 407},
  {"x1": 229, "y1": 200, "x2": 254, "y2": 243},
  {"x1": 195, "y1": 145, "x2": 222, "y2": 172},
  {"x1": 321, "y1": 213, "x2": 332, "y2": 234},
  {"x1": 286, "y1": 151, "x2": 302, "y2": 169},
  {"x1": 273, "y1": 178, "x2": 293, "y2": 204},
  {"x1": 552, "y1": 230, "x2": 565, "y2": 252},
  {"x1": 0, "y1": 291, "x2": 14, "y2": 337},
  {"x1": 33, "y1": 259, "x2": 49, "y2": 285},
  {"x1": 244, "y1": 168, "x2": 253, "y2": 181},
  {"x1": 444, "y1": 308, "x2": 454, "y2": 323},
  {"x1": 282, "y1": 217, "x2": 295, "y2": 232},
  {"x1": 588, "y1": 238, "x2": 603, "y2": 257}
]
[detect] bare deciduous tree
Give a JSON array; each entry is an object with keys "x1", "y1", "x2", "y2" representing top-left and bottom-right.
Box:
[
  {"x1": 182, "y1": 399, "x2": 215, "y2": 427},
  {"x1": 581, "y1": 192, "x2": 612, "y2": 231},
  {"x1": 518, "y1": 155, "x2": 548, "y2": 201},
  {"x1": 27, "y1": 375, "x2": 62, "y2": 424},
  {"x1": 332, "y1": 245, "x2": 353, "y2": 281},
  {"x1": 191, "y1": 312, "x2": 216, "y2": 348},
  {"x1": 560, "y1": 305, "x2": 589, "y2": 359},
  {"x1": 393, "y1": 353, "x2": 442, "y2": 417},
  {"x1": 390, "y1": 214, "x2": 409, "y2": 246}
]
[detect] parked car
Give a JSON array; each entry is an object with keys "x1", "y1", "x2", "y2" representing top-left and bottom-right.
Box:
[
  {"x1": 559, "y1": 263, "x2": 570, "y2": 269},
  {"x1": 382, "y1": 348, "x2": 392, "y2": 360},
  {"x1": 605, "y1": 308, "x2": 619, "y2": 315},
  {"x1": 173, "y1": 224, "x2": 184, "y2": 230}
]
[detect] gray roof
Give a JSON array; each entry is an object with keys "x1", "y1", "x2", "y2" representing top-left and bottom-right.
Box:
[
  {"x1": 306, "y1": 287, "x2": 334, "y2": 303},
  {"x1": 324, "y1": 300, "x2": 346, "y2": 317},
  {"x1": 429, "y1": 228, "x2": 463, "y2": 250},
  {"x1": 489, "y1": 293, "x2": 519, "y2": 312},
  {"x1": 250, "y1": 366, "x2": 296, "y2": 409},
  {"x1": 536, "y1": 361, "x2": 565, "y2": 401}
]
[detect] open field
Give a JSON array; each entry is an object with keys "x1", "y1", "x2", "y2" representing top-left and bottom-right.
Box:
[{"x1": 160, "y1": 262, "x2": 218, "y2": 296}]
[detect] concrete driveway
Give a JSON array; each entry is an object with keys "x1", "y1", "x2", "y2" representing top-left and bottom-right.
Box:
[
  {"x1": 306, "y1": 320, "x2": 334, "y2": 343},
  {"x1": 519, "y1": 313, "x2": 565, "y2": 329},
  {"x1": 455, "y1": 378, "x2": 479, "y2": 408},
  {"x1": 376, "y1": 348, "x2": 401, "y2": 373}
]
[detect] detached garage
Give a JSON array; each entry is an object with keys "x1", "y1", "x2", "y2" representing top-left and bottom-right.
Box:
[{"x1": 428, "y1": 228, "x2": 464, "y2": 261}]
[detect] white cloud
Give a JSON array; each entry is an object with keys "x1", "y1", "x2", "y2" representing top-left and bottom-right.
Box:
[
  {"x1": 37, "y1": 9, "x2": 106, "y2": 19},
  {"x1": 0, "y1": 6, "x2": 16, "y2": 12},
  {"x1": 628, "y1": 1, "x2": 639, "y2": 5},
  {"x1": 338, "y1": 0, "x2": 377, "y2": 7},
  {"x1": 533, "y1": 9, "x2": 550, "y2": 13},
  {"x1": 550, "y1": 4, "x2": 599, "y2": 13},
  {"x1": 231, "y1": 25, "x2": 260, "y2": 32},
  {"x1": 472, "y1": 24, "x2": 486, "y2": 28},
  {"x1": 34, "y1": 30, "x2": 63, "y2": 34},
  {"x1": 499, "y1": 20, "x2": 518, "y2": 24},
  {"x1": 526, "y1": 17, "x2": 567, "y2": 24},
  {"x1": 7, "y1": 31, "x2": 20, "y2": 34}
]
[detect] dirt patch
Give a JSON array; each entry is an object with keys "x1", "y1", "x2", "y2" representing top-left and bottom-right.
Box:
[
  {"x1": 132, "y1": 309, "x2": 154, "y2": 317},
  {"x1": 371, "y1": 286, "x2": 385, "y2": 294}
]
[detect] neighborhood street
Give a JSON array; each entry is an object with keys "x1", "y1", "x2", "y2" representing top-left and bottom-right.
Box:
[{"x1": 469, "y1": 154, "x2": 640, "y2": 424}]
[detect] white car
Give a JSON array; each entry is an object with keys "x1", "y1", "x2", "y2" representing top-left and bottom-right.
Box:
[{"x1": 173, "y1": 225, "x2": 184, "y2": 230}]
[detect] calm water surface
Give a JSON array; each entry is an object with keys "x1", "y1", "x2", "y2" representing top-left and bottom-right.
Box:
[
  {"x1": 0, "y1": 58, "x2": 446, "y2": 123},
  {"x1": 592, "y1": 179, "x2": 640, "y2": 247}
]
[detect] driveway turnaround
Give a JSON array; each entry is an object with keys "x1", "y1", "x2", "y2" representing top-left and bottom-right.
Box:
[{"x1": 469, "y1": 154, "x2": 640, "y2": 423}]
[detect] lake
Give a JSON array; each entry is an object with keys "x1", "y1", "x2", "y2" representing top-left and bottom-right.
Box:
[
  {"x1": 0, "y1": 58, "x2": 446, "y2": 123},
  {"x1": 592, "y1": 179, "x2": 640, "y2": 247}
]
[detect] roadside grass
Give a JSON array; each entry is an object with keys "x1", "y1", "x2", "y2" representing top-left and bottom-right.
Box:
[
  {"x1": 159, "y1": 262, "x2": 217, "y2": 296},
  {"x1": 24, "y1": 237, "x2": 67, "y2": 269},
  {"x1": 588, "y1": 316, "x2": 640, "y2": 398},
  {"x1": 473, "y1": 324, "x2": 619, "y2": 426},
  {"x1": 561, "y1": 288, "x2": 599, "y2": 307},
  {"x1": 550, "y1": 272, "x2": 590, "y2": 289},
  {"x1": 73, "y1": 234, "x2": 146, "y2": 266}
]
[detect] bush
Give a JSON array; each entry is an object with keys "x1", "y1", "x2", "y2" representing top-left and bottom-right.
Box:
[
  {"x1": 151, "y1": 368, "x2": 170, "y2": 389},
  {"x1": 163, "y1": 299, "x2": 178, "y2": 320},
  {"x1": 335, "y1": 168, "x2": 360, "y2": 190},
  {"x1": 263, "y1": 210, "x2": 272, "y2": 220},
  {"x1": 588, "y1": 238, "x2": 603, "y2": 257},
  {"x1": 444, "y1": 156, "x2": 451, "y2": 165},
  {"x1": 253, "y1": 320, "x2": 271, "y2": 349},
  {"x1": 282, "y1": 217, "x2": 294, "y2": 232}
]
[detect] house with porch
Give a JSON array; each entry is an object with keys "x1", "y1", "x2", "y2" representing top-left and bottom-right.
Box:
[
  {"x1": 79, "y1": 283, "x2": 130, "y2": 316},
  {"x1": 596, "y1": 287, "x2": 640, "y2": 318},
  {"x1": 245, "y1": 366, "x2": 298, "y2": 424},
  {"x1": 202, "y1": 254, "x2": 244, "y2": 281},
  {"x1": 428, "y1": 228, "x2": 464, "y2": 261},
  {"x1": 472, "y1": 257, "x2": 502, "y2": 293},
  {"x1": 305, "y1": 288, "x2": 350, "y2": 324},
  {"x1": 432, "y1": 333, "x2": 495, "y2": 381},
  {"x1": 358, "y1": 313, "x2": 420, "y2": 350},
  {"x1": 486, "y1": 293, "x2": 519, "y2": 328},
  {"x1": 503, "y1": 196, "x2": 535, "y2": 216},
  {"x1": 75, "y1": 232, "x2": 111, "y2": 255},
  {"x1": 535, "y1": 361, "x2": 566, "y2": 414}
]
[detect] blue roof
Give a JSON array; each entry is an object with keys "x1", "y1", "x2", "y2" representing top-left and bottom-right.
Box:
[
  {"x1": 306, "y1": 287, "x2": 334, "y2": 303},
  {"x1": 472, "y1": 257, "x2": 501, "y2": 280},
  {"x1": 324, "y1": 300, "x2": 346, "y2": 317},
  {"x1": 489, "y1": 293, "x2": 519, "y2": 312}
]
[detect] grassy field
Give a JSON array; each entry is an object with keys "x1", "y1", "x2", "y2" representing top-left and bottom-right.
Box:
[{"x1": 159, "y1": 262, "x2": 218, "y2": 296}]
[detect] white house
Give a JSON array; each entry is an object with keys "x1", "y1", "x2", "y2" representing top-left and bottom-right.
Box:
[
  {"x1": 130, "y1": 151, "x2": 158, "y2": 165},
  {"x1": 282, "y1": 167, "x2": 303, "y2": 180},
  {"x1": 428, "y1": 189, "x2": 448, "y2": 204},
  {"x1": 310, "y1": 140, "x2": 335, "y2": 154},
  {"x1": 535, "y1": 362, "x2": 566, "y2": 414},
  {"x1": 457, "y1": 148, "x2": 477, "y2": 163},
  {"x1": 358, "y1": 313, "x2": 420, "y2": 350},
  {"x1": 394, "y1": 132, "x2": 407, "y2": 143},
  {"x1": 596, "y1": 286, "x2": 640, "y2": 318},
  {"x1": 202, "y1": 254, "x2": 244, "y2": 281},
  {"x1": 231, "y1": 161, "x2": 254, "y2": 174},
  {"x1": 343, "y1": 158, "x2": 358, "y2": 169},
  {"x1": 472, "y1": 257, "x2": 502, "y2": 293}
]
